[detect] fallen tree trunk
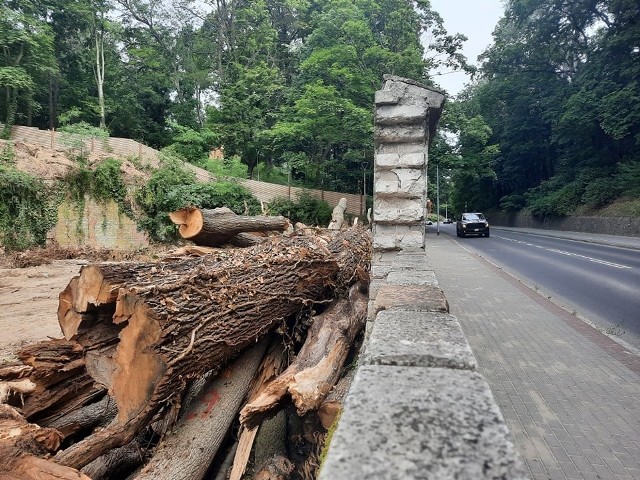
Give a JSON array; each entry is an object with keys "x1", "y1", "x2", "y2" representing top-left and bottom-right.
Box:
[
  {"x1": 54, "y1": 228, "x2": 370, "y2": 469},
  {"x1": 0, "y1": 404, "x2": 89, "y2": 480},
  {"x1": 240, "y1": 282, "x2": 368, "y2": 428},
  {"x1": 133, "y1": 339, "x2": 268, "y2": 480},
  {"x1": 169, "y1": 207, "x2": 289, "y2": 247}
]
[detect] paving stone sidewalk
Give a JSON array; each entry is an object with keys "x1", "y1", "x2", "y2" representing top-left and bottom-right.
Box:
[{"x1": 425, "y1": 234, "x2": 640, "y2": 480}]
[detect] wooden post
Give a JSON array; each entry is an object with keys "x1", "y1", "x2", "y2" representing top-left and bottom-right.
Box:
[{"x1": 51, "y1": 129, "x2": 55, "y2": 149}]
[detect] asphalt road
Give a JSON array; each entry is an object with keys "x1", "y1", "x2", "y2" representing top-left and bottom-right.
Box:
[{"x1": 433, "y1": 223, "x2": 640, "y2": 349}]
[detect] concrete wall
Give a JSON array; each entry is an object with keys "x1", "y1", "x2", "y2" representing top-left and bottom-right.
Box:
[
  {"x1": 490, "y1": 211, "x2": 640, "y2": 237},
  {"x1": 320, "y1": 77, "x2": 528, "y2": 479},
  {"x1": 51, "y1": 198, "x2": 149, "y2": 250}
]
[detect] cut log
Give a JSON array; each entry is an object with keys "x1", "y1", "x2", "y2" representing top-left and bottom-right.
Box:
[
  {"x1": 81, "y1": 440, "x2": 143, "y2": 480},
  {"x1": 54, "y1": 228, "x2": 370, "y2": 469},
  {"x1": 45, "y1": 394, "x2": 117, "y2": 439},
  {"x1": 240, "y1": 282, "x2": 368, "y2": 428},
  {"x1": 229, "y1": 342, "x2": 287, "y2": 480},
  {"x1": 133, "y1": 339, "x2": 268, "y2": 480},
  {"x1": 0, "y1": 404, "x2": 89, "y2": 480},
  {"x1": 317, "y1": 368, "x2": 356, "y2": 429},
  {"x1": 327, "y1": 198, "x2": 347, "y2": 230},
  {"x1": 169, "y1": 207, "x2": 289, "y2": 247}
]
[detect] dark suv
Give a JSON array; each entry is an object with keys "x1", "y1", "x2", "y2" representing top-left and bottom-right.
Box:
[{"x1": 456, "y1": 213, "x2": 489, "y2": 237}]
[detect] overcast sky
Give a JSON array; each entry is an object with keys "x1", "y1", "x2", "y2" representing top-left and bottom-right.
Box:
[{"x1": 428, "y1": 0, "x2": 506, "y2": 96}]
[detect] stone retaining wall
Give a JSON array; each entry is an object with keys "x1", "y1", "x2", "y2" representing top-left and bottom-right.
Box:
[
  {"x1": 490, "y1": 211, "x2": 640, "y2": 237},
  {"x1": 319, "y1": 77, "x2": 528, "y2": 479}
]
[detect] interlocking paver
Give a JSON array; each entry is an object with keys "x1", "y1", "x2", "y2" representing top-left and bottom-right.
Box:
[{"x1": 425, "y1": 234, "x2": 640, "y2": 479}]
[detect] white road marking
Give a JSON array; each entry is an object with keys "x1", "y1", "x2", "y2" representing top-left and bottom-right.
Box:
[{"x1": 496, "y1": 236, "x2": 632, "y2": 269}]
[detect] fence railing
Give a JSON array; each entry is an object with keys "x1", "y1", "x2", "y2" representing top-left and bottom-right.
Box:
[{"x1": 2, "y1": 124, "x2": 367, "y2": 216}]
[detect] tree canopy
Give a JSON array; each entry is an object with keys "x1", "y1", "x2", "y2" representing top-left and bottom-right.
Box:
[
  {"x1": 1, "y1": 0, "x2": 470, "y2": 195},
  {"x1": 440, "y1": 0, "x2": 640, "y2": 217}
]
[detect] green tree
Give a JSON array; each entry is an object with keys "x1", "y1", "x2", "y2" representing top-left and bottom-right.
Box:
[{"x1": 0, "y1": 2, "x2": 57, "y2": 136}]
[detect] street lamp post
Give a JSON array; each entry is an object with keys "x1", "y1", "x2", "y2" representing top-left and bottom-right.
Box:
[{"x1": 436, "y1": 163, "x2": 440, "y2": 235}]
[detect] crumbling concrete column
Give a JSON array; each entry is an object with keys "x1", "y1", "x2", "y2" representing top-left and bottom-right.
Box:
[{"x1": 373, "y1": 75, "x2": 445, "y2": 251}]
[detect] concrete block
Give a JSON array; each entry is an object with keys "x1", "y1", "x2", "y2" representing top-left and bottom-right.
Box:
[
  {"x1": 372, "y1": 250, "x2": 398, "y2": 265},
  {"x1": 375, "y1": 169, "x2": 425, "y2": 198},
  {"x1": 375, "y1": 152, "x2": 425, "y2": 169},
  {"x1": 372, "y1": 284, "x2": 448, "y2": 314},
  {"x1": 369, "y1": 278, "x2": 387, "y2": 299},
  {"x1": 391, "y1": 252, "x2": 431, "y2": 271},
  {"x1": 377, "y1": 143, "x2": 428, "y2": 155},
  {"x1": 363, "y1": 311, "x2": 477, "y2": 370},
  {"x1": 371, "y1": 264, "x2": 392, "y2": 279},
  {"x1": 375, "y1": 124, "x2": 426, "y2": 144},
  {"x1": 374, "y1": 231, "x2": 424, "y2": 251},
  {"x1": 386, "y1": 269, "x2": 438, "y2": 286},
  {"x1": 375, "y1": 90, "x2": 400, "y2": 106},
  {"x1": 376, "y1": 105, "x2": 427, "y2": 125},
  {"x1": 373, "y1": 198, "x2": 424, "y2": 223},
  {"x1": 319, "y1": 365, "x2": 528, "y2": 480}
]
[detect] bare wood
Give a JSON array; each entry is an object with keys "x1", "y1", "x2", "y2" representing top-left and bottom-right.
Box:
[
  {"x1": 3, "y1": 455, "x2": 91, "y2": 480},
  {"x1": 240, "y1": 282, "x2": 368, "y2": 428},
  {"x1": 0, "y1": 404, "x2": 89, "y2": 479},
  {"x1": 133, "y1": 339, "x2": 268, "y2": 480},
  {"x1": 229, "y1": 342, "x2": 287, "y2": 480},
  {"x1": 169, "y1": 207, "x2": 289, "y2": 247},
  {"x1": 317, "y1": 368, "x2": 356, "y2": 429},
  {"x1": 229, "y1": 427, "x2": 259, "y2": 480},
  {"x1": 328, "y1": 198, "x2": 347, "y2": 230}
]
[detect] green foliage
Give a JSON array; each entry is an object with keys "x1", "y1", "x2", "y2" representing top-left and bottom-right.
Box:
[
  {"x1": 0, "y1": 166, "x2": 59, "y2": 251},
  {"x1": 616, "y1": 161, "x2": 640, "y2": 197},
  {"x1": 164, "y1": 124, "x2": 219, "y2": 165},
  {"x1": 202, "y1": 155, "x2": 249, "y2": 179},
  {"x1": 267, "y1": 192, "x2": 332, "y2": 226},
  {"x1": 164, "y1": 182, "x2": 261, "y2": 216},
  {"x1": 0, "y1": 143, "x2": 15, "y2": 165},
  {"x1": 459, "y1": 0, "x2": 640, "y2": 217},
  {"x1": 135, "y1": 156, "x2": 197, "y2": 241},
  {"x1": 59, "y1": 121, "x2": 109, "y2": 160},
  {"x1": 93, "y1": 158, "x2": 129, "y2": 209}
]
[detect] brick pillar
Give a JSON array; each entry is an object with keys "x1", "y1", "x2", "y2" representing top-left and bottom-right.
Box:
[{"x1": 373, "y1": 75, "x2": 445, "y2": 251}]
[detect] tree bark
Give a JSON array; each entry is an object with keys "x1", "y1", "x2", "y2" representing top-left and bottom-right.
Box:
[
  {"x1": 52, "y1": 228, "x2": 369, "y2": 470},
  {"x1": 0, "y1": 404, "x2": 90, "y2": 480},
  {"x1": 240, "y1": 282, "x2": 368, "y2": 428},
  {"x1": 133, "y1": 339, "x2": 268, "y2": 480},
  {"x1": 169, "y1": 207, "x2": 289, "y2": 247}
]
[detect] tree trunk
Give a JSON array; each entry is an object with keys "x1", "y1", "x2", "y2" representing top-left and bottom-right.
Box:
[
  {"x1": 54, "y1": 229, "x2": 370, "y2": 470},
  {"x1": 0, "y1": 404, "x2": 90, "y2": 480},
  {"x1": 317, "y1": 368, "x2": 356, "y2": 429},
  {"x1": 169, "y1": 207, "x2": 289, "y2": 247},
  {"x1": 240, "y1": 282, "x2": 368, "y2": 428},
  {"x1": 133, "y1": 339, "x2": 268, "y2": 480}
]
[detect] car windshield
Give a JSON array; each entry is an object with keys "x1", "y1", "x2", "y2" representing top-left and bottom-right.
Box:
[{"x1": 463, "y1": 213, "x2": 485, "y2": 221}]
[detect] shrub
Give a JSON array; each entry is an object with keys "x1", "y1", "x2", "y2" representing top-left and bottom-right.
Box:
[
  {"x1": 267, "y1": 192, "x2": 332, "y2": 226},
  {"x1": 136, "y1": 156, "x2": 261, "y2": 242},
  {"x1": 0, "y1": 166, "x2": 59, "y2": 251}
]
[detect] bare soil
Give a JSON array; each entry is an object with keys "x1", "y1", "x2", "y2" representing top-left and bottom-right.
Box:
[{"x1": 0, "y1": 259, "x2": 83, "y2": 362}]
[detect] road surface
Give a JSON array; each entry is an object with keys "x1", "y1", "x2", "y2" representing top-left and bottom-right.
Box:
[{"x1": 435, "y1": 223, "x2": 640, "y2": 350}]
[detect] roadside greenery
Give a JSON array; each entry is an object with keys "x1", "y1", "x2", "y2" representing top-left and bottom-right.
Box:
[
  {"x1": 267, "y1": 192, "x2": 332, "y2": 227},
  {"x1": 436, "y1": 0, "x2": 640, "y2": 218}
]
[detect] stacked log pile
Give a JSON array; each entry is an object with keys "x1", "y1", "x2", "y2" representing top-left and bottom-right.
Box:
[{"x1": 0, "y1": 207, "x2": 371, "y2": 480}]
